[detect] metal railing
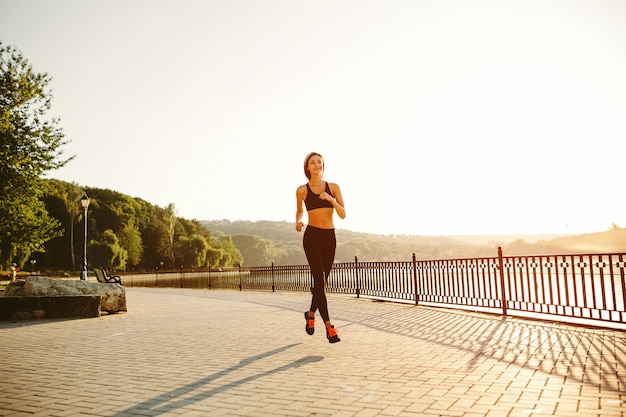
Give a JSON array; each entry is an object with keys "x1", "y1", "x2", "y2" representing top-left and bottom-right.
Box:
[{"x1": 119, "y1": 248, "x2": 626, "y2": 330}]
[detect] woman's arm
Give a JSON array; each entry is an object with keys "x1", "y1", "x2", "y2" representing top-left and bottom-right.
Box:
[
  {"x1": 295, "y1": 185, "x2": 306, "y2": 232},
  {"x1": 322, "y1": 183, "x2": 346, "y2": 219}
]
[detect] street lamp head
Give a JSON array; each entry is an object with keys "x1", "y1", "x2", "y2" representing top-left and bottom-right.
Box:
[{"x1": 80, "y1": 194, "x2": 90, "y2": 209}]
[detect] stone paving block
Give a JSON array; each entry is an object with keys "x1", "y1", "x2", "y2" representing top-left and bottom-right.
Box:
[
  {"x1": 403, "y1": 400, "x2": 434, "y2": 413},
  {"x1": 354, "y1": 408, "x2": 385, "y2": 417},
  {"x1": 31, "y1": 411, "x2": 66, "y2": 417},
  {"x1": 472, "y1": 392, "x2": 502, "y2": 407},
  {"x1": 326, "y1": 411, "x2": 356, "y2": 417},
  {"x1": 47, "y1": 408, "x2": 93, "y2": 417},
  {"x1": 379, "y1": 392, "x2": 408, "y2": 404},
  {"x1": 377, "y1": 405, "x2": 405, "y2": 416}
]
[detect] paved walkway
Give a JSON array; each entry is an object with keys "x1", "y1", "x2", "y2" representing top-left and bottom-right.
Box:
[{"x1": 0, "y1": 288, "x2": 624, "y2": 417}]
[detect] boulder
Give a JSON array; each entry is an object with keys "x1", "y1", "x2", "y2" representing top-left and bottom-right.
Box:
[
  {"x1": 0, "y1": 295, "x2": 101, "y2": 320},
  {"x1": 1, "y1": 276, "x2": 127, "y2": 318}
]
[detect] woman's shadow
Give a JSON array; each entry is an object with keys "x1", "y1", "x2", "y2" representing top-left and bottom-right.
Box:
[{"x1": 111, "y1": 343, "x2": 322, "y2": 416}]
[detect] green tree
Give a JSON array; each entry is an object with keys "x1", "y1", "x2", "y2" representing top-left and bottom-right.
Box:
[
  {"x1": 0, "y1": 43, "x2": 73, "y2": 268},
  {"x1": 141, "y1": 215, "x2": 171, "y2": 269},
  {"x1": 117, "y1": 224, "x2": 143, "y2": 268},
  {"x1": 205, "y1": 246, "x2": 224, "y2": 268},
  {"x1": 216, "y1": 235, "x2": 243, "y2": 267},
  {"x1": 165, "y1": 203, "x2": 177, "y2": 267},
  {"x1": 84, "y1": 188, "x2": 138, "y2": 234},
  {"x1": 45, "y1": 179, "x2": 84, "y2": 269},
  {"x1": 176, "y1": 234, "x2": 209, "y2": 269},
  {"x1": 231, "y1": 234, "x2": 274, "y2": 266},
  {"x1": 88, "y1": 229, "x2": 128, "y2": 271}
]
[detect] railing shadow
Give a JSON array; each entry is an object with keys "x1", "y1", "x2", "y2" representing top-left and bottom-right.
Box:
[
  {"x1": 110, "y1": 343, "x2": 322, "y2": 417},
  {"x1": 338, "y1": 300, "x2": 625, "y2": 392}
]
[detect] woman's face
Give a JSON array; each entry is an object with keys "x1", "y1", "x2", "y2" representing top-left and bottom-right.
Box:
[{"x1": 308, "y1": 154, "x2": 324, "y2": 176}]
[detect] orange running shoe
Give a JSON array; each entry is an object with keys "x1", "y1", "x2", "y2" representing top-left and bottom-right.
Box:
[
  {"x1": 304, "y1": 312, "x2": 315, "y2": 335},
  {"x1": 326, "y1": 325, "x2": 340, "y2": 343}
]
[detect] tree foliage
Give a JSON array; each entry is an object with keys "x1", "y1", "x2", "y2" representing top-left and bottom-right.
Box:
[
  {"x1": 117, "y1": 224, "x2": 143, "y2": 268},
  {"x1": 34, "y1": 180, "x2": 244, "y2": 272},
  {"x1": 0, "y1": 43, "x2": 73, "y2": 268},
  {"x1": 88, "y1": 229, "x2": 127, "y2": 271},
  {"x1": 45, "y1": 179, "x2": 83, "y2": 269},
  {"x1": 215, "y1": 236, "x2": 243, "y2": 267},
  {"x1": 176, "y1": 235, "x2": 209, "y2": 269},
  {"x1": 231, "y1": 234, "x2": 287, "y2": 266}
]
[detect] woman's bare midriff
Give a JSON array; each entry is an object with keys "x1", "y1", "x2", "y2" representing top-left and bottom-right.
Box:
[{"x1": 307, "y1": 208, "x2": 335, "y2": 229}]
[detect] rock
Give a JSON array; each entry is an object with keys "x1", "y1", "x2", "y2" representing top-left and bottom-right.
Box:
[
  {"x1": 0, "y1": 296, "x2": 101, "y2": 320},
  {"x1": 2, "y1": 276, "x2": 127, "y2": 315},
  {"x1": 3, "y1": 280, "x2": 25, "y2": 296}
]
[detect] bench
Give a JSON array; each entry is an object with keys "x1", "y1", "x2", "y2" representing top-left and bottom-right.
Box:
[{"x1": 93, "y1": 267, "x2": 123, "y2": 285}]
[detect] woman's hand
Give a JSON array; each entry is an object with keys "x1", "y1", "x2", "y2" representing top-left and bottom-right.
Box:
[
  {"x1": 296, "y1": 221, "x2": 304, "y2": 232},
  {"x1": 319, "y1": 192, "x2": 335, "y2": 203}
]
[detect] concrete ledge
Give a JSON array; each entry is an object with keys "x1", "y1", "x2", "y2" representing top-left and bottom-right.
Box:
[{"x1": 0, "y1": 296, "x2": 101, "y2": 320}]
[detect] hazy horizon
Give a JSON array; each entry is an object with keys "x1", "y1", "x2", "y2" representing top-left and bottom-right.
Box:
[{"x1": 201, "y1": 218, "x2": 580, "y2": 241}]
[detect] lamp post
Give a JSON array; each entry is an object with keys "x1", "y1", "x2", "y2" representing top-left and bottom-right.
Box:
[{"x1": 80, "y1": 194, "x2": 90, "y2": 280}]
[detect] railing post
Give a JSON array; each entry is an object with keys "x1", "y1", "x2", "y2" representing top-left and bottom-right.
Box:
[
  {"x1": 271, "y1": 262, "x2": 275, "y2": 292},
  {"x1": 498, "y1": 246, "x2": 507, "y2": 317},
  {"x1": 355, "y1": 255, "x2": 360, "y2": 298},
  {"x1": 238, "y1": 263, "x2": 242, "y2": 291},
  {"x1": 412, "y1": 253, "x2": 419, "y2": 305}
]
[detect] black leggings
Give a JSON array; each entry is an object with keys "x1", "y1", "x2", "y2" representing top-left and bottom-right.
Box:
[{"x1": 303, "y1": 226, "x2": 336, "y2": 323}]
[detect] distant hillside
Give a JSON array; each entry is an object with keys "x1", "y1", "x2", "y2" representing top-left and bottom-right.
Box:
[
  {"x1": 202, "y1": 219, "x2": 481, "y2": 264},
  {"x1": 502, "y1": 227, "x2": 626, "y2": 256},
  {"x1": 202, "y1": 220, "x2": 625, "y2": 266},
  {"x1": 447, "y1": 234, "x2": 569, "y2": 245},
  {"x1": 202, "y1": 219, "x2": 531, "y2": 244}
]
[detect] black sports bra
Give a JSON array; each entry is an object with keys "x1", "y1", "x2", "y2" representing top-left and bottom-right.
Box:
[{"x1": 305, "y1": 182, "x2": 334, "y2": 211}]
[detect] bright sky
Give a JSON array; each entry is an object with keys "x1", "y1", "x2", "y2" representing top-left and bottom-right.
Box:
[{"x1": 2, "y1": 0, "x2": 625, "y2": 236}]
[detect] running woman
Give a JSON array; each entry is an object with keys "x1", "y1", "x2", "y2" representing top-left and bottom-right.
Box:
[{"x1": 295, "y1": 152, "x2": 346, "y2": 343}]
